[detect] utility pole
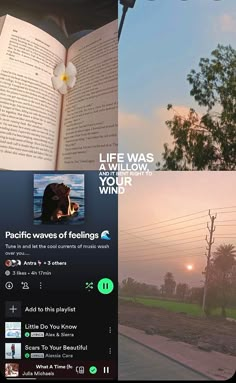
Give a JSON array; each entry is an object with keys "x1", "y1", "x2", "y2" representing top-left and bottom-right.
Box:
[
  {"x1": 202, "y1": 210, "x2": 217, "y2": 313},
  {"x1": 118, "y1": 0, "x2": 137, "y2": 41}
]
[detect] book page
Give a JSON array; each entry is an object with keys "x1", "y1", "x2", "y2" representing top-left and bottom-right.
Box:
[
  {"x1": 57, "y1": 20, "x2": 118, "y2": 170},
  {"x1": 0, "y1": 15, "x2": 66, "y2": 170}
]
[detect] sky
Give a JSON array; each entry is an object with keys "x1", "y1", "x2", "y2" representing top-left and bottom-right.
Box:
[
  {"x1": 34, "y1": 174, "x2": 84, "y2": 197},
  {"x1": 119, "y1": 0, "x2": 236, "y2": 165},
  {"x1": 119, "y1": 172, "x2": 236, "y2": 288}
]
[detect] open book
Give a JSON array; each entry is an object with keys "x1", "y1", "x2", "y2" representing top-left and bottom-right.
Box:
[{"x1": 0, "y1": 15, "x2": 118, "y2": 170}]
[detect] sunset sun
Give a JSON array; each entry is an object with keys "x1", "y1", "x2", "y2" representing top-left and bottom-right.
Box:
[{"x1": 186, "y1": 264, "x2": 193, "y2": 271}]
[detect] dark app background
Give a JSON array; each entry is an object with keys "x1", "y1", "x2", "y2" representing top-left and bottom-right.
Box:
[{"x1": 0, "y1": 171, "x2": 118, "y2": 380}]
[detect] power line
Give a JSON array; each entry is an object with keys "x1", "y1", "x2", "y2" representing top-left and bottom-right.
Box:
[
  {"x1": 120, "y1": 214, "x2": 208, "y2": 234},
  {"x1": 119, "y1": 231, "x2": 163, "y2": 245},
  {"x1": 120, "y1": 246, "x2": 205, "y2": 259},
  {"x1": 119, "y1": 234, "x2": 205, "y2": 248},
  {"x1": 120, "y1": 207, "x2": 236, "y2": 233},
  {"x1": 120, "y1": 215, "x2": 236, "y2": 248},
  {"x1": 120, "y1": 254, "x2": 204, "y2": 263},
  {"x1": 121, "y1": 246, "x2": 205, "y2": 257},
  {"x1": 120, "y1": 221, "x2": 208, "y2": 237},
  {"x1": 120, "y1": 209, "x2": 208, "y2": 232},
  {"x1": 121, "y1": 234, "x2": 204, "y2": 244},
  {"x1": 119, "y1": 238, "x2": 204, "y2": 252},
  {"x1": 217, "y1": 220, "x2": 236, "y2": 223},
  {"x1": 121, "y1": 227, "x2": 207, "y2": 244},
  {"x1": 210, "y1": 205, "x2": 236, "y2": 210},
  {"x1": 218, "y1": 233, "x2": 236, "y2": 236},
  {"x1": 120, "y1": 233, "x2": 235, "y2": 250},
  {"x1": 120, "y1": 212, "x2": 236, "y2": 245},
  {"x1": 217, "y1": 224, "x2": 236, "y2": 227},
  {"x1": 122, "y1": 225, "x2": 208, "y2": 240}
]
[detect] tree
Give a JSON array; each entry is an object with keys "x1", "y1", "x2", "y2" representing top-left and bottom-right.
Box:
[
  {"x1": 158, "y1": 45, "x2": 236, "y2": 170},
  {"x1": 120, "y1": 278, "x2": 160, "y2": 298},
  {"x1": 213, "y1": 244, "x2": 236, "y2": 271},
  {"x1": 163, "y1": 272, "x2": 176, "y2": 297},
  {"x1": 120, "y1": 277, "x2": 138, "y2": 300},
  {"x1": 212, "y1": 244, "x2": 236, "y2": 317},
  {"x1": 187, "y1": 287, "x2": 203, "y2": 304},
  {"x1": 228, "y1": 265, "x2": 236, "y2": 306},
  {"x1": 160, "y1": 284, "x2": 165, "y2": 296},
  {"x1": 176, "y1": 283, "x2": 189, "y2": 301},
  {"x1": 206, "y1": 244, "x2": 236, "y2": 316}
]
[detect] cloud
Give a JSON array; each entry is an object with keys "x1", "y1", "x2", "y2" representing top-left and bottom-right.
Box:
[
  {"x1": 119, "y1": 111, "x2": 148, "y2": 129},
  {"x1": 119, "y1": 109, "x2": 166, "y2": 166},
  {"x1": 219, "y1": 13, "x2": 236, "y2": 32},
  {"x1": 119, "y1": 105, "x2": 193, "y2": 164}
]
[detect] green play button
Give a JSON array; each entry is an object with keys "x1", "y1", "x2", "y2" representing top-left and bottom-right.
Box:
[{"x1": 97, "y1": 278, "x2": 114, "y2": 294}]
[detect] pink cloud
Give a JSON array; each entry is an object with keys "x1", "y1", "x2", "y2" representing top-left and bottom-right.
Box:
[
  {"x1": 118, "y1": 105, "x2": 198, "y2": 158},
  {"x1": 119, "y1": 111, "x2": 148, "y2": 129},
  {"x1": 219, "y1": 13, "x2": 236, "y2": 32}
]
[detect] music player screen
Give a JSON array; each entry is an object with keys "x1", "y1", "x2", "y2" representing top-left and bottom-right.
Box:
[{"x1": 0, "y1": 171, "x2": 118, "y2": 380}]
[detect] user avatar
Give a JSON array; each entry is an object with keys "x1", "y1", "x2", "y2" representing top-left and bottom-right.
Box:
[
  {"x1": 34, "y1": 174, "x2": 85, "y2": 224},
  {"x1": 5, "y1": 260, "x2": 21, "y2": 267},
  {"x1": 5, "y1": 343, "x2": 21, "y2": 360},
  {"x1": 5, "y1": 363, "x2": 19, "y2": 377}
]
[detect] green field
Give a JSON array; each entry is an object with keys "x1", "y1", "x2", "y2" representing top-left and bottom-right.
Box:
[{"x1": 120, "y1": 296, "x2": 236, "y2": 319}]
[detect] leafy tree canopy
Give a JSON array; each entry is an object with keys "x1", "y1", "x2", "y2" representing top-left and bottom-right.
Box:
[
  {"x1": 205, "y1": 243, "x2": 236, "y2": 316},
  {"x1": 158, "y1": 45, "x2": 236, "y2": 170}
]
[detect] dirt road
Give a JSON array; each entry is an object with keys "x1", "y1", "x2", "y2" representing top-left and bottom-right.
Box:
[{"x1": 119, "y1": 299, "x2": 236, "y2": 356}]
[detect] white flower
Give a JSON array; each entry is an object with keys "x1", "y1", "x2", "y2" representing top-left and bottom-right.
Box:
[{"x1": 51, "y1": 62, "x2": 77, "y2": 94}]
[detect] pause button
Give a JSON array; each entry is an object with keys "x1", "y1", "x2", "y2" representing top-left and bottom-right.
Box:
[{"x1": 97, "y1": 278, "x2": 114, "y2": 294}]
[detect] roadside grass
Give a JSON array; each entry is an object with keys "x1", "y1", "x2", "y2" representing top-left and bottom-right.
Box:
[{"x1": 119, "y1": 296, "x2": 236, "y2": 319}]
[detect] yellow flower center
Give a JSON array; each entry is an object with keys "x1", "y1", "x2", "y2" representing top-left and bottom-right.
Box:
[{"x1": 61, "y1": 73, "x2": 69, "y2": 82}]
